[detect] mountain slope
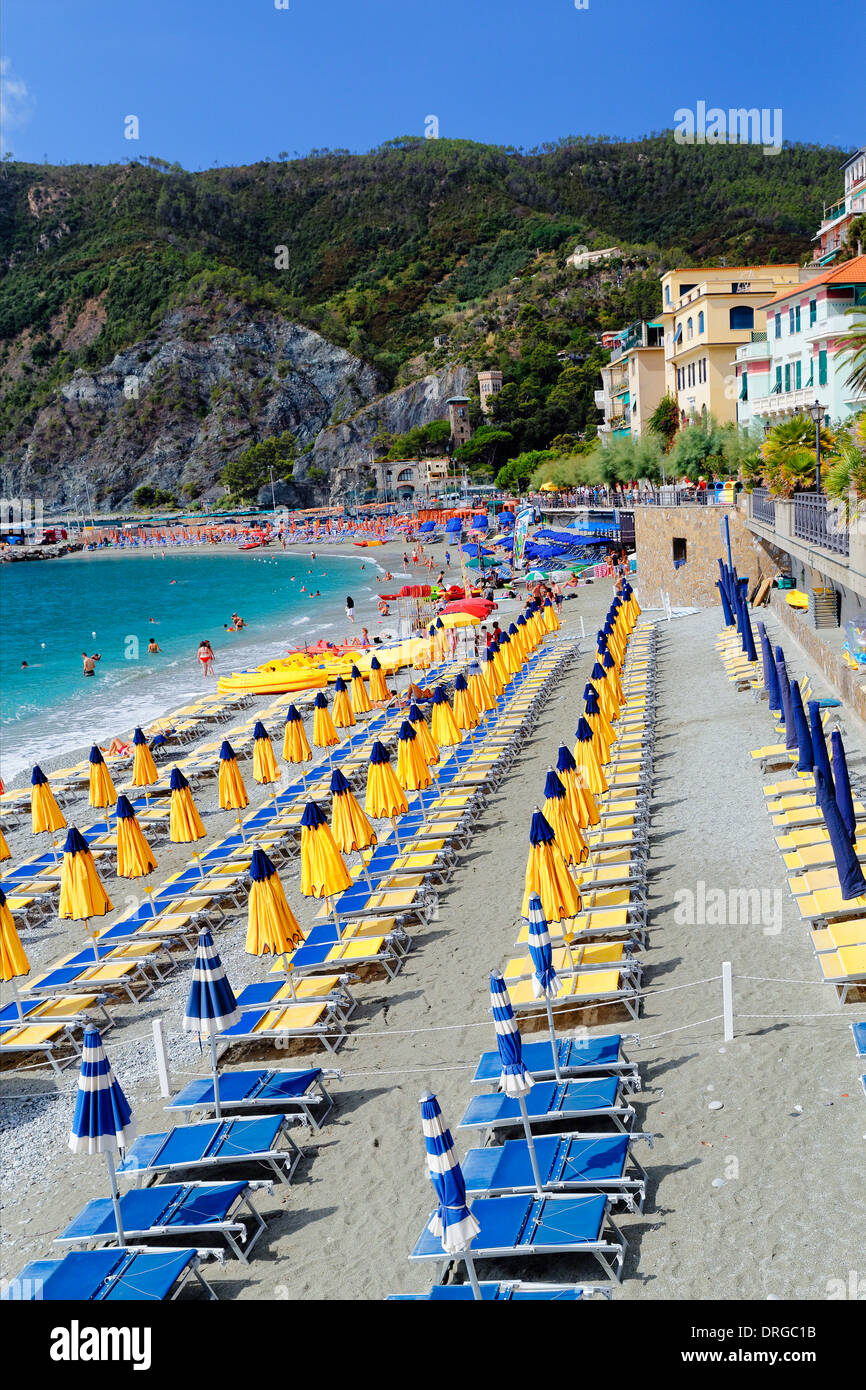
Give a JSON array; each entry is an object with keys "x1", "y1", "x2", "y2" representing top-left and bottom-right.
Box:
[{"x1": 0, "y1": 135, "x2": 848, "y2": 504}]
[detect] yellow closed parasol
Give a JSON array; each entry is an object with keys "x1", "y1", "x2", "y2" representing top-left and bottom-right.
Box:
[
  {"x1": 430, "y1": 685, "x2": 462, "y2": 747},
  {"x1": 283, "y1": 703, "x2": 313, "y2": 764},
  {"x1": 331, "y1": 676, "x2": 356, "y2": 729},
  {"x1": 58, "y1": 826, "x2": 113, "y2": 961},
  {"x1": 520, "y1": 808, "x2": 581, "y2": 929},
  {"x1": 115, "y1": 795, "x2": 157, "y2": 879},
  {"x1": 349, "y1": 664, "x2": 372, "y2": 715},
  {"x1": 218, "y1": 740, "x2": 249, "y2": 811},
  {"x1": 88, "y1": 746, "x2": 118, "y2": 809},
  {"x1": 30, "y1": 764, "x2": 66, "y2": 835},
  {"x1": 169, "y1": 766, "x2": 207, "y2": 843},
  {"x1": 252, "y1": 721, "x2": 280, "y2": 784}
]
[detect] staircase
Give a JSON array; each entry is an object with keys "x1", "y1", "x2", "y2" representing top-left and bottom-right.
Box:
[{"x1": 809, "y1": 586, "x2": 838, "y2": 628}]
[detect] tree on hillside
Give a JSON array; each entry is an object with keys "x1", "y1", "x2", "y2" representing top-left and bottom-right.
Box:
[
  {"x1": 497, "y1": 449, "x2": 556, "y2": 493},
  {"x1": 452, "y1": 426, "x2": 513, "y2": 476},
  {"x1": 221, "y1": 430, "x2": 296, "y2": 501}
]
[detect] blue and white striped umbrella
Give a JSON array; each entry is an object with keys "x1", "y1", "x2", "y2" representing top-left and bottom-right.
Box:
[
  {"x1": 69, "y1": 1026, "x2": 136, "y2": 1155},
  {"x1": 68, "y1": 1026, "x2": 135, "y2": 1242},
  {"x1": 526, "y1": 892, "x2": 560, "y2": 999},
  {"x1": 489, "y1": 971, "x2": 534, "y2": 1097},
  {"x1": 182, "y1": 929, "x2": 241, "y2": 1036},
  {"x1": 420, "y1": 1093, "x2": 480, "y2": 1255}
]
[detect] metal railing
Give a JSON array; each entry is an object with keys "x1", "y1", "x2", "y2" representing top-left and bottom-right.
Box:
[
  {"x1": 751, "y1": 488, "x2": 776, "y2": 525},
  {"x1": 793, "y1": 492, "x2": 849, "y2": 556}
]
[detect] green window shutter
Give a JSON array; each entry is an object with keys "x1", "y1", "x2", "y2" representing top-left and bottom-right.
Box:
[
  {"x1": 818, "y1": 349, "x2": 828, "y2": 386},
  {"x1": 795, "y1": 360, "x2": 802, "y2": 390},
  {"x1": 739, "y1": 370, "x2": 748, "y2": 401},
  {"x1": 784, "y1": 364, "x2": 791, "y2": 392}
]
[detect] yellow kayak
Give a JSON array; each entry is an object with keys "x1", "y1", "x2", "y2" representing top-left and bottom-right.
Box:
[
  {"x1": 785, "y1": 590, "x2": 809, "y2": 610},
  {"x1": 217, "y1": 640, "x2": 428, "y2": 695}
]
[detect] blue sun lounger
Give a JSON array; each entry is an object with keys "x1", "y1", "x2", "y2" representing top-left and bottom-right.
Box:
[
  {"x1": 166, "y1": 1067, "x2": 337, "y2": 1131},
  {"x1": 1, "y1": 1247, "x2": 217, "y2": 1301},
  {"x1": 472, "y1": 1034, "x2": 641, "y2": 1092},
  {"x1": 458, "y1": 1077, "x2": 636, "y2": 1138},
  {"x1": 117, "y1": 1115, "x2": 302, "y2": 1187},
  {"x1": 461, "y1": 1132, "x2": 648, "y2": 1212},
  {"x1": 853, "y1": 1022, "x2": 866, "y2": 1058},
  {"x1": 57, "y1": 1181, "x2": 268, "y2": 1263},
  {"x1": 390, "y1": 1281, "x2": 612, "y2": 1301},
  {"x1": 411, "y1": 1192, "x2": 626, "y2": 1284}
]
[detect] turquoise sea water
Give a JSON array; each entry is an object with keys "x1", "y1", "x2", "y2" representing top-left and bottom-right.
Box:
[{"x1": 0, "y1": 547, "x2": 389, "y2": 782}]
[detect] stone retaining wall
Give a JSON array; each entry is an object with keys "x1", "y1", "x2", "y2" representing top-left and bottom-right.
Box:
[{"x1": 634, "y1": 503, "x2": 777, "y2": 608}]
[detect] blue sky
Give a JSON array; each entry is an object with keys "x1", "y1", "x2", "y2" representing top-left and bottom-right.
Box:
[{"x1": 2, "y1": 0, "x2": 862, "y2": 166}]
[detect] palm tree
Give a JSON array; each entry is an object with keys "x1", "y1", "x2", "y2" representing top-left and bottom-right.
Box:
[
  {"x1": 839, "y1": 306, "x2": 866, "y2": 398},
  {"x1": 760, "y1": 415, "x2": 836, "y2": 497}
]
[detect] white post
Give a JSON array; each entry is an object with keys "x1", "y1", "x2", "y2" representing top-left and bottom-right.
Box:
[
  {"x1": 580, "y1": 616, "x2": 586, "y2": 639},
  {"x1": 722, "y1": 960, "x2": 734, "y2": 1041},
  {"x1": 152, "y1": 1017, "x2": 171, "y2": 1098}
]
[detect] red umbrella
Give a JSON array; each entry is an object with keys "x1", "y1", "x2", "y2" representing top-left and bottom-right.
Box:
[{"x1": 441, "y1": 599, "x2": 495, "y2": 618}]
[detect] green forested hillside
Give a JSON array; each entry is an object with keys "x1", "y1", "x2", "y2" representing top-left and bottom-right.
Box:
[{"x1": 0, "y1": 133, "x2": 847, "y2": 480}]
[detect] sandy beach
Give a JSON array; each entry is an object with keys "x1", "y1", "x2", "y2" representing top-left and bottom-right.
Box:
[{"x1": 1, "y1": 550, "x2": 863, "y2": 1300}]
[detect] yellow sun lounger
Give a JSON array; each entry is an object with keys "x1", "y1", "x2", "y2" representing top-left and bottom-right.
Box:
[
  {"x1": 787, "y1": 869, "x2": 866, "y2": 924},
  {"x1": 503, "y1": 942, "x2": 634, "y2": 981},
  {"x1": 816, "y1": 945, "x2": 866, "y2": 1004},
  {"x1": 216, "y1": 999, "x2": 349, "y2": 1055},
  {"x1": 810, "y1": 921, "x2": 866, "y2": 953},
  {"x1": 506, "y1": 968, "x2": 641, "y2": 1021},
  {"x1": 782, "y1": 842, "x2": 866, "y2": 872},
  {"x1": 775, "y1": 823, "x2": 866, "y2": 852}
]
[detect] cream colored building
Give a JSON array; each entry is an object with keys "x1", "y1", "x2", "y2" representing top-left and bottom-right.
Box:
[
  {"x1": 597, "y1": 321, "x2": 665, "y2": 441},
  {"x1": 659, "y1": 265, "x2": 801, "y2": 425}
]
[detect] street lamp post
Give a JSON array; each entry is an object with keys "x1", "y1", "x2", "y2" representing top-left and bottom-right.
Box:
[
  {"x1": 809, "y1": 400, "x2": 824, "y2": 494},
  {"x1": 268, "y1": 466, "x2": 277, "y2": 515}
]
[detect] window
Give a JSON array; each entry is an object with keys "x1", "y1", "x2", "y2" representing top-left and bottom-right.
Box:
[
  {"x1": 773, "y1": 366, "x2": 782, "y2": 393},
  {"x1": 687, "y1": 317, "x2": 693, "y2": 340},
  {"x1": 698, "y1": 311, "x2": 704, "y2": 334},
  {"x1": 774, "y1": 312, "x2": 782, "y2": 338},
  {"x1": 674, "y1": 324, "x2": 683, "y2": 344},
  {"x1": 665, "y1": 284, "x2": 671, "y2": 304},
  {"x1": 396, "y1": 468, "x2": 413, "y2": 482},
  {"x1": 672, "y1": 537, "x2": 687, "y2": 565},
  {"x1": 795, "y1": 306, "x2": 801, "y2": 332},
  {"x1": 784, "y1": 363, "x2": 791, "y2": 393},
  {"x1": 739, "y1": 369, "x2": 748, "y2": 401},
  {"x1": 809, "y1": 299, "x2": 817, "y2": 326},
  {"x1": 818, "y1": 349, "x2": 828, "y2": 387},
  {"x1": 789, "y1": 308, "x2": 795, "y2": 333},
  {"x1": 730, "y1": 306, "x2": 755, "y2": 330},
  {"x1": 795, "y1": 360, "x2": 802, "y2": 390}
]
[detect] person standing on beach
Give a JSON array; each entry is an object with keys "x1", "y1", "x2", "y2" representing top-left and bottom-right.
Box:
[
  {"x1": 197, "y1": 639, "x2": 215, "y2": 678},
  {"x1": 345, "y1": 595, "x2": 355, "y2": 622}
]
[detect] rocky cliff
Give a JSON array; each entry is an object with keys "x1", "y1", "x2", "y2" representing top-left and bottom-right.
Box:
[
  {"x1": 1, "y1": 300, "x2": 395, "y2": 508},
  {"x1": 1, "y1": 298, "x2": 471, "y2": 510}
]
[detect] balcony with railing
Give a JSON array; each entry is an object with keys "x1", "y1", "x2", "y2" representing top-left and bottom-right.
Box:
[{"x1": 793, "y1": 492, "x2": 849, "y2": 556}]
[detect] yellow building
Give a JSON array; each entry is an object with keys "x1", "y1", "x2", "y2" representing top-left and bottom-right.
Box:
[{"x1": 659, "y1": 265, "x2": 801, "y2": 426}]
